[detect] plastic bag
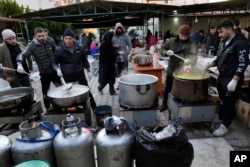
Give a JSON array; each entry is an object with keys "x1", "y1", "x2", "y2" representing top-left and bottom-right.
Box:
[{"x1": 135, "y1": 123, "x2": 194, "y2": 167}]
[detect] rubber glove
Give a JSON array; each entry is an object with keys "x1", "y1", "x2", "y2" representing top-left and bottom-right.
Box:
[
  {"x1": 118, "y1": 51, "x2": 125, "y2": 55},
  {"x1": 87, "y1": 72, "x2": 92, "y2": 81},
  {"x1": 166, "y1": 50, "x2": 174, "y2": 56},
  {"x1": 56, "y1": 68, "x2": 63, "y2": 77},
  {"x1": 17, "y1": 64, "x2": 25, "y2": 73},
  {"x1": 227, "y1": 79, "x2": 238, "y2": 92}
]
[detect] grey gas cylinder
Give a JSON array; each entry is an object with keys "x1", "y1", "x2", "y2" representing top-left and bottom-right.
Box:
[
  {"x1": 53, "y1": 116, "x2": 95, "y2": 167},
  {"x1": 8, "y1": 120, "x2": 56, "y2": 167},
  {"x1": 96, "y1": 126, "x2": 135, "y2": 167},
  {"x1": 0, "y1": 135, "x2": 13, "y2": 167}
]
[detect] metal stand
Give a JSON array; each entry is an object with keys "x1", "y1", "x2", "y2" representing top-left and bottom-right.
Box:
[
  {"x1": 42, "y1": 98, "x2": 92, "y2": 126},
  {"x1": 167, "y1": 94, "x2": 216, "y2": 125},
  {"x1": 119, "y1": 105, "x2": 160, "y2": 128},
  {"x1": 0, "y1": 101, "x2": 43, "y2": 124}
]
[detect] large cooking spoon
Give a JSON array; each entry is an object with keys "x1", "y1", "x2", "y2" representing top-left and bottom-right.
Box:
[
  {"x1": 166, "y1": 50, "x2": 191, "y2": 65},
  {"x1": 59, "y1": 76, "x2": 72, "y2": 90},
  {"x1": 7, "y1": 67, "x2": 41, "y2": 81},
  {"x1": 7, "y1": 68, "x2": 31, "y2": 75},
  {"x1": 201, "y1": 68, "x2": 207, "y2": 79}
]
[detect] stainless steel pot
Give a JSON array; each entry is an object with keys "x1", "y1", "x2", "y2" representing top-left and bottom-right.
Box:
[
  {"x1": 47, "y1": 85, "x2": 89, "y2": 108},
  {"x1": 172, "y1": 71, "x2": 209, "y2": 102},
  {"x1": 118, "y1": 74, "x2": 158, "y2": 108},
  {"x1": 0, "y1": 87, "x2": 34, "y2": 110},
  {"x1": 133, "y1": 54, "x2": 153, "y2": 66}
]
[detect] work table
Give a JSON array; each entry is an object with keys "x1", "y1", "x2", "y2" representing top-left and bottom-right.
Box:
[{"x1": 131, "y1": 62, "x2": 164, "y2": 97}]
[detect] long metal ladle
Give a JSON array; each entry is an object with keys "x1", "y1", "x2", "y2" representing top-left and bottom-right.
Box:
[
  {"x1": 59, "y1": 76, "x2": 72, "y2": 90},
  {"x1": 166, "y1": 50, "x2": 191, "y2": 65},
  {"x1": 7, "y1": 68, "x2": 41, "y2": 81},
  {"x1": 7, "y1": 68, "x2": 31, "y2": 75}
]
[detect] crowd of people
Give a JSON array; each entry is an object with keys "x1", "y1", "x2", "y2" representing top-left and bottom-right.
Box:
[{"x1": 1, "y1": 17, "x2": 250, "y2": 137}]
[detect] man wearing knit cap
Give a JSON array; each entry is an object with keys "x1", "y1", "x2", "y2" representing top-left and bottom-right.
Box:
[
  {"x1": 159, "y1": 24, "x2": 198, "y2": 112},
  {"x1": 51, "y1": 28, "x2": 96, "y2": 118},
  {"x1": 0, "y1": 29, "x2": 32, "y2": 87},
  {"x1": 16, "y1": 27, "x2": 61, "y2": 110}
]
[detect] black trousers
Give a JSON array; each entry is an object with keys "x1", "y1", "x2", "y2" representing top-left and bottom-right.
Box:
[
  {"x1": 10, "y1": 75, "x2": 31, "y2": 88},
  {"x1": 78, "y1": 78, "x2": 97, "y2": 111},
  {"x1": 162, "y1": 75, "x2": 174, "y2": 105},
  {"x1": 40, "y1": 72, "x2": 61, "y2": 109},
  {"x1": 116, "y1": 62, "x2": 124, "y2": 76},
  {"x1": 216, "y1": 76, "x2": 243, "y2": 128}
]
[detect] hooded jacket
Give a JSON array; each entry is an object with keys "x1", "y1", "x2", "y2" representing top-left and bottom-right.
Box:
[
  {"x1": 99, "y1": 31, "x2": 117, "y2": 85},
  {"x1": 113, "y1": 22, "x2": 132, "y2": 62}
]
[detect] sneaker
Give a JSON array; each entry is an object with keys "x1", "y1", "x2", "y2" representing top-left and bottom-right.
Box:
[
  {"x1": 211, "y1": 116, "x2": 222, "y2": 131},
  {"x1": 212, "y1": 124, "x2": 229, "y2": 137},
  {"x1": 98, "y1": 90, "x2": 103, "y2": 95},
  {"x1": 159, "y1": 103, "x2": 168, "y2": 112}
]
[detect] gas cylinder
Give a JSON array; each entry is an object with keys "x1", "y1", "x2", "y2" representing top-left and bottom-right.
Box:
[
  {"x1": 53, "y1": 114, "x2": 95, "y2": 167},
  {"x1": 96, "y1": 123, "x2": 135, "y2": 167},
  {"x1": 8, "y1": 120, "x2": 56, "y2": 167},
  {"x1": 0, "y1": 135, "x2": 13, "y2": 167}
]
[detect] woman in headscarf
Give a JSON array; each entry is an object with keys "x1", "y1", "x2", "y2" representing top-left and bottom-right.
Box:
[{"x1": 97, "y1": 31, "x2": 124, "y2": 95}]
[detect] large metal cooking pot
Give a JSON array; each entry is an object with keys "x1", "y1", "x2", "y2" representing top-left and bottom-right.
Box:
[
  {"x1": 171, "y1": 71, "x2": 210, "y2": 102},
  {"x1": 0, "y1": 87, "x2": 34, "y2": 110},
  {"x1": 47, "y1": 85, "x2": 89, "y2": 108},
  {"x1": 133, "y1": 54, "x2": 153, "y2": 66},
  {"x1": 118, "y1": 74, "x2": 158, "y2": 108}
]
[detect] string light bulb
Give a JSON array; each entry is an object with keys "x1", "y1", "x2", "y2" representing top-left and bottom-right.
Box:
[{"x1": 195, "y1": 16, "x2": 198, "y2": 22}]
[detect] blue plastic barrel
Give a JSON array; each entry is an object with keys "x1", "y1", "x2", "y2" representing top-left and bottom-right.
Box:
[{"x1": 14, "y1": 159, "x2": 50, "y2": 167}]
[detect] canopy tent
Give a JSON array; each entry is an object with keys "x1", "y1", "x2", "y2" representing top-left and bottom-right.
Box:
[{"x1": 10, "y1": 0, "x2": 249, "y2": 28}]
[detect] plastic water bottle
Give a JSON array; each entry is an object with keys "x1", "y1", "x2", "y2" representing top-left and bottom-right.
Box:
[
  {"x1": 153, "y1": 53, "x2": 159, "y2": 68},
  {"x1": 66, "y1": 113, "x2": 75, "y2": 125},
  {"x1": 65, "y1": 114, "x2": 78, "y2": 137},
  {"x1": 32, "y1": 61, "x2": 38, "y2": 72}
]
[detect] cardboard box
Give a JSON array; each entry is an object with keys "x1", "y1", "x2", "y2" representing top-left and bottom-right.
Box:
[
  {"x1": 208, "y1": 87, "x2": 220, "y2": 113},
  {"x1": 208, "y1": 87, "x2": 220, "y2": 103},
  {"x1": 235, "y1": 99, "x2": 250, "y2": 128}
]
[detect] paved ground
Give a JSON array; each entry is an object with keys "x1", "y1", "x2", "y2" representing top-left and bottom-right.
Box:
[{"x1": 1, "y1": 61, "x2": 250, "y2": 167}]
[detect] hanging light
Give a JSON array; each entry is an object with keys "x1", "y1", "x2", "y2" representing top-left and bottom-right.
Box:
[{"x1": 195, "y1": 16, "x2": 198, "y2": 22}]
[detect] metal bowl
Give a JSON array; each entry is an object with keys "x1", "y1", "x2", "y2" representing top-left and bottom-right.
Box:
[{"x1": 47, "y1": 85, "x2": 89, "y2": 108}]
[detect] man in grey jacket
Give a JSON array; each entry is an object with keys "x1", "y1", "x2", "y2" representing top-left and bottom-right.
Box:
[
  {"x1": 0, "y1": 29, "x2": 32, "y2": 87},
  {"x1": 113, "y1": 22, "x2": 132, "y2": 77},
  {"x1": 16, "y1": 27, "x2": 61, "y2": 110}
]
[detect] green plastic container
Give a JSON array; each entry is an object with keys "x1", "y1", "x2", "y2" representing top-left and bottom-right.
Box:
[
  {"x1": 94, "y1": 105, "x2": 112, "y2": 126},
  {"x1": 14, "y1": 159, "x2": 50, "y2": 167}
]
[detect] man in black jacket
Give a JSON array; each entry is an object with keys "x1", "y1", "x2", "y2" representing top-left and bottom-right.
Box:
[
  {"x1": 205, "y1": 26, "x2": 220, "y2": 56},
  {"x1": 208, "y1": 19, "x2": 249, "y2": 137},
  {"x1": 16, "y1": 27, "x2": 61, "y2": 110},
  {"x1": 52, "y1": 28, "x2": 96, "y2": 112}
]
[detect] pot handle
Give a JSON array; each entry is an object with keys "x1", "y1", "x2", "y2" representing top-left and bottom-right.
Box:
[{"x1": 135, "y1": 84, "x2": 150, "y2": 95}]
